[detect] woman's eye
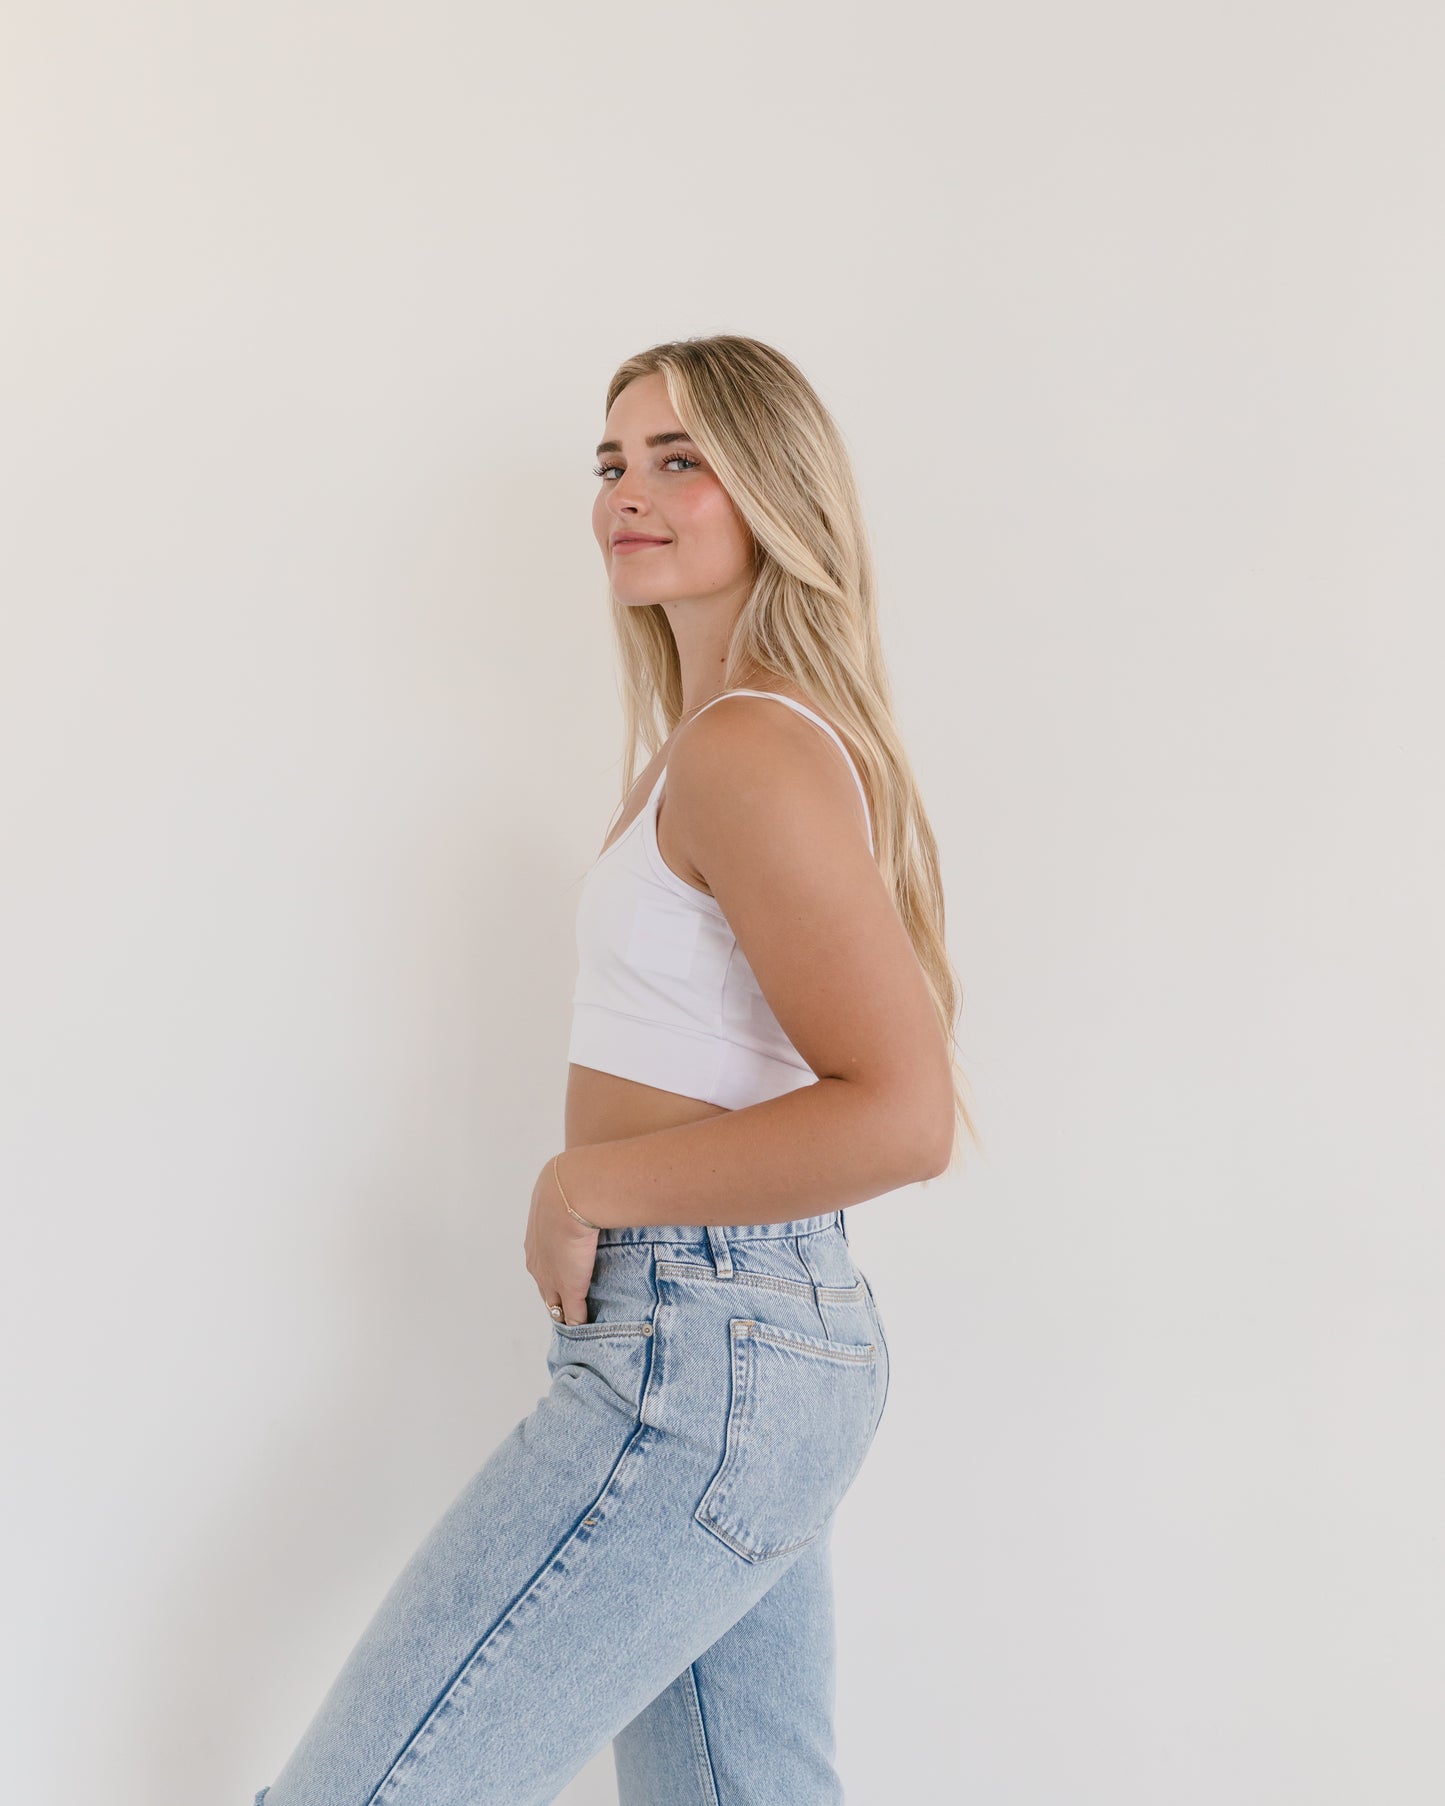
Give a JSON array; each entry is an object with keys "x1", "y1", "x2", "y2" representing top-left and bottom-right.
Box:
[{"x1": 591, "y1": 454, "x2": 700, "y2": 481}]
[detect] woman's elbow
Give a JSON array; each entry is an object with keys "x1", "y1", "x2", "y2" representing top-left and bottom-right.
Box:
[
  {"x1": 911, "y1": 1115, "x2": 956, "y2": 1181},
  {"x1": 863, "y1": 1079, "x2": 956, "y2": 1184}
]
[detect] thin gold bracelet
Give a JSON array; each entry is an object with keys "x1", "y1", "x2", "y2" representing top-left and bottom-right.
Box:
[{"x1": 552, "y1": 1152, "x2": 602, "y2": 1230}]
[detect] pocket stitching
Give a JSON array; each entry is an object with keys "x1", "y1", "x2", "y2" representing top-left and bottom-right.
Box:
[
  {"x1": 551, "y1": 1320, "x2": 654, "y2": 1340},
  {"x1": 745, "y1": 1320, "x2": 876, "y2": 1361},
  {"x1": 655, "y1": 1259, "x2": 868, "y2": 1304},
  {"x1": 694, "y1": 1318, "x2": 881, "y2": 1563}
]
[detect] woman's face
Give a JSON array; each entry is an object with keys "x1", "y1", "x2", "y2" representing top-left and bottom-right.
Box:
[{"x1": 592, "y1": 373, "x2": 755, "y2": 609}]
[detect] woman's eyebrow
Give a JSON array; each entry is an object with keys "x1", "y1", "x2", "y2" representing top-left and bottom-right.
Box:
[{"x1": 594, "y1": 430, "x2": 696, "y2": 457}]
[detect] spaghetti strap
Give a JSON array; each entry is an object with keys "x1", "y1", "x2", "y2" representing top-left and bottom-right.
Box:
[{"x1": 688, "y1": 688, "x2": 873, "y2": 854}]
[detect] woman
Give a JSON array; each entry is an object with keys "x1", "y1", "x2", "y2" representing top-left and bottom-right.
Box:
[{"x1": 254, "y1": 335, "x2": 977, "y2": 1805}]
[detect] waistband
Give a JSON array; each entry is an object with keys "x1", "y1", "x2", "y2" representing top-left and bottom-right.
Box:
[{"x1": 596, "y1": 1207, "x2": 847, "y2": 1247}]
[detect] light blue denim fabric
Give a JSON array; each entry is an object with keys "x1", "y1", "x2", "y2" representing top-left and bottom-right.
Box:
[{"x1": 253, "y1": 1207, "x2": 889, "y2": 1805}]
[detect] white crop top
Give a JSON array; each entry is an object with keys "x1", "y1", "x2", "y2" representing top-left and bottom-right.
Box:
[{"x1": 568, "y1": 689, "x2": 875, "y2": 1110}]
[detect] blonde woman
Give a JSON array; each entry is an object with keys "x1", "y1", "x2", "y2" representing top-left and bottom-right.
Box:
[{"x1": 255, "y1": 335, "x2": 977, "y2": 1805}]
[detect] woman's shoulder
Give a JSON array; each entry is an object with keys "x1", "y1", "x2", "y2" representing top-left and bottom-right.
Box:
[
  {"x1": 685, "y1": 685, "x2": 864, "y2": 780},
  {"x1": 668, "y1": 685, "x2": 871, "y2": 849}
]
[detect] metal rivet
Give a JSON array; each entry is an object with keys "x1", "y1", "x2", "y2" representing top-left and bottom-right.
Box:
[{"x1": 642, "y1": 1323, "x2": 653, "y2": 1335}]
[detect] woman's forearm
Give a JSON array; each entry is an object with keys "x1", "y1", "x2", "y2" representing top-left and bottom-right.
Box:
[{"x1": 553, "y1": 1077, "x2": 945, "y2": 1230}]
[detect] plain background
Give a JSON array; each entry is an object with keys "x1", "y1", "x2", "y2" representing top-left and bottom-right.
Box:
[{"x1": 3, "y1": 5, "x2": 1441, "y2": 1802}]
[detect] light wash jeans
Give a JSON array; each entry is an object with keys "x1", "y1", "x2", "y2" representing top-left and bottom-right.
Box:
[{"x1": 253, "y1": 1207, "x2": 889, "y2": 1805}]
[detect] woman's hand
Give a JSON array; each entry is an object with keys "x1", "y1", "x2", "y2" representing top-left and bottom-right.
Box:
[{"x1": 525, "y1": 1156, "x2": 600, "y2": 1325}]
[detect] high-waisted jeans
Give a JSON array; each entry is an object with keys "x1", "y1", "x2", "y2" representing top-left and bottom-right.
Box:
[{"x1": 253, "y1": 1207, "x2": 890, "y2": 1805}]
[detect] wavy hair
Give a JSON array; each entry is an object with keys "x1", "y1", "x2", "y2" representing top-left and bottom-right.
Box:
[{"x1": 598, "y1": 334, "x2": 980, "y2": 1173}]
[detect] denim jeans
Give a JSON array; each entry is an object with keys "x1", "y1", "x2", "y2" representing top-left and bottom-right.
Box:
[{"x1": 253, "y1": 1207, "x2": 889, "y2": 1805}]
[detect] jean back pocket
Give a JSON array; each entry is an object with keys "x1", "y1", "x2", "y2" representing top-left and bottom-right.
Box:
[{"x1": 695, "y1": 1316, "x2": 883, "y2": 1563}]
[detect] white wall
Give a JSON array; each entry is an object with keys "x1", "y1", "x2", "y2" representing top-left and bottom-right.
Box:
[{"x1": 3, "y1": 5, "x2": 1440, "y2": 1802}]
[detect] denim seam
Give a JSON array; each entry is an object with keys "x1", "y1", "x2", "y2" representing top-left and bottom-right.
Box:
[
  {"x1": 793, "y1": 1232, "x2": 829, "y2": 1335},
  {"x1": 694, "y1": 1326, "x2": 762, "y2": 1560},
  {"x1": 697, "y1": 1513, "x2": 822, "y2": 1564},
  {"x1": 637, "y1": 1253, "x2": 664, "y2": 1428},
  {"x1": 744, "y1": 1322, "x2": 876, "y2": 1360},
  {"x1": 681, "y1": 1661, "x2": 722, "y2": 1805},
  {"x1": 655, "y1": 1259, "x2": 867, "y2": 1303},
  {"x1": 364, "y1": 1419, "x2": 655, "y2": 1804},
  {"x1": 551, "y1": 1319, "x2": 654, "y2": 1340}
]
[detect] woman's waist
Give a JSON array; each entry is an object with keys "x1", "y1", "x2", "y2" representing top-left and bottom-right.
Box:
[{"x1": 564, "y1": 1061, "x2": 732, "y2": 1149}]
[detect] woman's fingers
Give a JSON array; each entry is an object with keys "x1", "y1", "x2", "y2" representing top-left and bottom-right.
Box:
[
  {"x1": 542, "y1": 1280, "x2": 589, "y2": 1326},
  {"x1": 524, "y1": 1164, "x2": 601, "y2": 1326}
]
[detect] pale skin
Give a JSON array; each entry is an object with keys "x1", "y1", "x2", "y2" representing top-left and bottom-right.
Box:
[{"x1": 524, "y1": 371, "x2": 956, "y2": 1323}]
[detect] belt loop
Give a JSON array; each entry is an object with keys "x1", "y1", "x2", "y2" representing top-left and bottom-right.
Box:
[
  {"x1": 706, "y1": 1223, "x2": 734, "y2": 1279},
  {"x1": 837, "y1": 1207, "x2": 850, "y2": 1244}
]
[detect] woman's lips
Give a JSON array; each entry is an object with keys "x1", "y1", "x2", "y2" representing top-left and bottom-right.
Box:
[{"x1": 612, "y1": 536, "x2": 670, "y2": 553}]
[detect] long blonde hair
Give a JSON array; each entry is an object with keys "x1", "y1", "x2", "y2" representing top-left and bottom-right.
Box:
[{"x1": 599, "y1": 334, "x2": 980, "y2": 1173}]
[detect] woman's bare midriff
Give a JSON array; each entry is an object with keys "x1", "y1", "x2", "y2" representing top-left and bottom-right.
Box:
[{"x1": 564, "y1": 1064, "x2": 730, "y2": 1153}]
